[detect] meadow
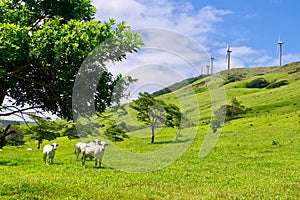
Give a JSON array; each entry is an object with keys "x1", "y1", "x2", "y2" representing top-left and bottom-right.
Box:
[{"x1": 0, "y1": 62, "x2": 300, "y2": 199}]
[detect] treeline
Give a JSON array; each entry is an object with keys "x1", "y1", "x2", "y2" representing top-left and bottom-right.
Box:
[{"x1": 152, "y1": 75, "x2": 208, "y2": 96}]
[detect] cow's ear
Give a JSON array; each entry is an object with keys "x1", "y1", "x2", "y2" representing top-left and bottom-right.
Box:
[{"x1": 56, "y1": 144, "x2": 59, "y2": 146}]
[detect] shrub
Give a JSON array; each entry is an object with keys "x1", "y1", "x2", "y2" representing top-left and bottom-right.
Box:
[
  {"x1": 288, "y1": 67, "x2": 300, "y2": 74},
  {"x1": 211, "y1": 97, "x2": 251, "y2": 133},
  {"x1": 104, "y1": 121, "x2": 129, "y2": 142},
  {"x1": 6, "y1": 131, "x2": 25, "y2": 146},
  {"x1": 224, "y1": 73, "x2": 246, "y2": 85},
  {"x1": 246, "y1": 78, "x2": 270, "y2": 88},
  {"x1": 0, "y1": 124, "x2": 24, "y2": 148},
  {"x1": 266, "y1": 80, "x2": 289, "y2": 89}
]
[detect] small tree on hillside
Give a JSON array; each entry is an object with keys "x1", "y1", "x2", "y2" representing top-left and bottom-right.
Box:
[
  {"x1": 6, "y1": 122, "x2": 25, "y2": 146},
  {"x1": 211, "y1": 97, "x2": 250, "y2": 133},
  {"x1": 62, "y1": 122, "x2": 79, "y2": 139},
  {"x1": 210, "y1": 114, "x2": 224, "y2": 133},
  {"x1": 28, "y1": 115, "x2": 61, "y2": 149},
  {"x1": 246, "y1": 78, "x2": 270, "y2": 88},
  {"x1": 104, "y1": 121, "x2": 129, "y2": 142},
  {"x1": 130, "y1": 92, "x2": 182, "y2": 143},
  {"x1": 0, "y1": 124, "x2": 16, "y2": 149}
]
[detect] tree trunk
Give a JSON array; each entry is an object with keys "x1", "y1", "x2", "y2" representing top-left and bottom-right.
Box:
[
  {"x1": 0, "y1": 89, "x2": 6, "y2": 106},
  {"x1": 175, "y1": 127, "x2": 181, "y2": 142},
  {"x1": 151, "y1": 125, "x2": 155, "y2": 143},
  {"x1": 0, "y1": 124, "x2": 11, "y2": 149},
  {"x1": 38, "y1": 139, "x2": 42, "y2": 149},
  {"x1": 0, "y1": 133, "x2": 6, "y2": 149}
]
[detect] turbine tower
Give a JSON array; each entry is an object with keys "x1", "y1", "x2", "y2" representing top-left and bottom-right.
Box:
[
  {"x1": 278, "y1": 38, "x2": 283, "y2": 66},
  {"x1": 206, "y1": 65, "x2": 210, "y2": 75},
  {"x1": 226, "y1": 46, "x2": 232, "y2": 70},
  {"x1": 210, "y1": 56, "x2": 214, "y2": 74}
]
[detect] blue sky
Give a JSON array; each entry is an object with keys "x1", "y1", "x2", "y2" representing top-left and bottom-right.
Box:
[
  {"x1": 190, "y1": 0, "x2": 300, "y2": 55},
  {"x1": 93, "y1": 0, "x2": 300, "y2": 70},
  {"x1": 90, "y1": 0, "x2": 300, "y2": 99}
]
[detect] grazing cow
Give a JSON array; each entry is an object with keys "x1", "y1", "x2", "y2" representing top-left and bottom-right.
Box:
[
  {"x1": 43, "y1": 143, "x2": 59, "y2": 165},
  {"x1": 81, "y1": 141, "x2": 108, "y2": 168},
  {"x1": 75, "y1": 139, "x2": 100, "y2": 160}
]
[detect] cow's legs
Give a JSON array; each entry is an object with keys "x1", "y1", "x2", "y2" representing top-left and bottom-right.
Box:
[{"x1": 43, "y1": 154, "x2": 47, "y2": 164}]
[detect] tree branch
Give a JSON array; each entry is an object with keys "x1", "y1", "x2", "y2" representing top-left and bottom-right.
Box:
[{"x1": 0, "y1": 106, "x2": 42, "y2": 117}]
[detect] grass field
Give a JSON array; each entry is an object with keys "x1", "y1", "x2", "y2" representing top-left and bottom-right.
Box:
[{"x1": 1, "y1": 62, "x2": 300, "y2": 199}]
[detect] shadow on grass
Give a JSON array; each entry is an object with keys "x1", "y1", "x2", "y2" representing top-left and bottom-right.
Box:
[
  {"x1": 152, "y1": 138, "x2": 193, "y2": 145},
  {"x1": 93, "y1": 165, "x2": 105, "y2": 169},
  {"x1": 50, "y1": 162, "x2": 64, "y2": 165},
  {"x1": 0, "y1": 160, "x2": 18, "y2": 166}
]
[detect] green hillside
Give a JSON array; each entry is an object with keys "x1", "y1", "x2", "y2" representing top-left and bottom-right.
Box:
[
  {"x1": 114, "y1": 61, "x2": 300, "y2": 131},
  {"x1": 0, "y1": 62, "x2": 300, "y2": 199}
]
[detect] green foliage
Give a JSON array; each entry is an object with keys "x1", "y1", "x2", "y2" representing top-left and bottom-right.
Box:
[
  {"x1": 104, "y1": 121, "x2": 129, "y2": 142},
  {"x1": 152, "y1": 75, "x2": 206, "y2": 97},
  {"x1": 0, "y1": 123, "x2": 18, "y2": 149},
  {"x1": 75, "y1": 115, "x2": 101, "y2": 138},
  {"x1": 224, "y1": 73, "x2": 246, "y2": 85},
  {"x1": 0, "y1": 62, "x2": 300, "y2": 199},
  {"x1": 5, "y1": 123, "x2": 25, "y2": 146},
  {"x1": 0, "y1": 113, "x2": 299, "y2": 199},
  {"x1": 211, "y1": 97, "x2": 250, "y2": 133},
  {"x1": 226, "y1": 97, "x2": 250, "y2": 119},
  {"x1": 28, "y1": 115, "x2": 61, "y2": 149},
  {"x1": 246, "y1": 78, "x2": 270, "y2": 88},
  {"x1": 0, "y1": 0, "x2": 143, "y2": 120},
  {"x1": 130, "y1": 92, "x2": 182, "y2": 143},
  {"x1": 266, "y1": 80, "x2": 289, "y2": 89},
  {"x1": 61, "y1": 122, "x2": 79, "y2": 139},
  {"x1": 210, "y1": 114, "x2": 224, "y2": 133},
  {"x1": 288, "y1": 67, "x2": 300, "y2": 74}
]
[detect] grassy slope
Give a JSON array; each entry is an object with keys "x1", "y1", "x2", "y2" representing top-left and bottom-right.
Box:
[{"x1": 0, "y1": 62, "x2": 300, "y2": 199}]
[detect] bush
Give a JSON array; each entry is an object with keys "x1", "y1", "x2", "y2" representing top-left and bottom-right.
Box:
[
  {"x1": 104, "y1": 122, "x2": 129, "y2": 142},
  {"x1": 224, "y1": 73, "x2": 246, "y2": 85},
  {"x1": 6, "y1": 131, "x2": 25, "y2": 146},
  {"x1": 288, "y1": 67, "x2": 300, "y2": 74},
  {"x1": 211, "y1": 97, "x2": 251, "y2": 133},
  {"x1": 266, "y1": 80, "x2": 289, "y2": 89},
  {"x1": 246, "y1": 78, "x2": 270, "y2": 88}
]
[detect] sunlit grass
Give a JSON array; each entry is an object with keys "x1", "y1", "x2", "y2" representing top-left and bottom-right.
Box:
[{"x1": 1, "y1": 63, "x2": 300, "y2": 199}]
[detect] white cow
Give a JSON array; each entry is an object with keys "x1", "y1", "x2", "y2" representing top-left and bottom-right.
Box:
[
  {"x1": 43, "y1": 143, "x2": 59, "y2": 165},
  {"x1": 75, "y1": 139, "x2": 99, "y2": 160},
  {"x1": 81, "y1": 141, "x2": 108, "y2": 168}
]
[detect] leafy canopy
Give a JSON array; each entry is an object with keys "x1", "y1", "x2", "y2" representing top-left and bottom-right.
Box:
[
  {"x1": 0, "y1": 0, "x2": 143, "y2": 120},
  {"x1": 130, "y1": 92, "x2": 182, "y2": 143}
]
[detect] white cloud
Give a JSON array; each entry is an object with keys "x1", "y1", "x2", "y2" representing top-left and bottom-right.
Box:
[
  {"x1": 91, "y1": 0, "x2": 300, "y2": 94},
  {"x1": 92, "y1": 0, "x2": 232, "y2": 85},
  {"x1": 92, "y1": 0, "x2": 232, "y2": 43}
]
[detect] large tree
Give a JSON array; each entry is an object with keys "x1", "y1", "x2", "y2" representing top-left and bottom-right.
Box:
[{"x1": 0, "y1": 0, "x2": 143, "y2": 120}]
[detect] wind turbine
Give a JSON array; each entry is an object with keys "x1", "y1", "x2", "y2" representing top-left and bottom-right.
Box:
[
  {"x1": 277, "y1": 35, "x2": 284, "y2": 66},
  {"x1": 226, "y1": 45, "x2": 232, "y2": 70},
  {"x1": 206, "y1": 65, "x2": 210, "y2": 75},
  {"x1": 210, "y1": 56, "x2": 214, "y2": 74}
]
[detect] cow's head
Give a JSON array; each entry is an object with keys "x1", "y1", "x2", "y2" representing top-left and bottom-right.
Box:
[
  {"x1": 51, "y1": 143, "x2": 59, "y2": 150},
  {"x1": 100, "y1": 141, "x2": 109, "y2": 147},
  {"x1": 93, "y1": 139, "x2": 100, "y2": 145}
]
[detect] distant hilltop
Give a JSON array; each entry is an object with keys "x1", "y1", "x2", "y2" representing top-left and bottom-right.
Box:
[{"x1": 0, "y1": 120, "x2": 31, "y2": 127}]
